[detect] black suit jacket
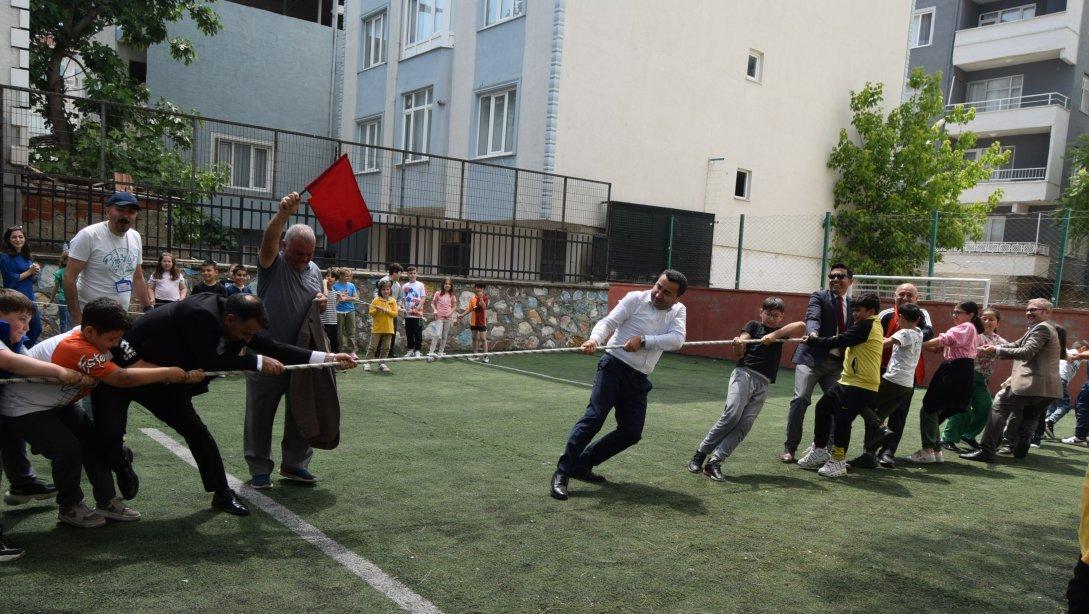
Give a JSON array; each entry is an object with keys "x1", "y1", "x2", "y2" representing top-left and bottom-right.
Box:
[
  {"x1": 791, "y1": 289, "x2": 854, "y2": 368},
  {"x1": 113, "y1": 293, "x2": 313, "y2": 394}
]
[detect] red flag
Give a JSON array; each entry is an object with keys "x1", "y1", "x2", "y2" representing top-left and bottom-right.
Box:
[{"x1": 304, "y1": 154, "x2": 372, "y2": 243}]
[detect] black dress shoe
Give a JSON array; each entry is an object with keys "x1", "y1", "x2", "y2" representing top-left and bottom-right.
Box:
[
  {"x1": 847, "y1": 452, "x2": 879, "y2": 469},
  {"x1": 960, "y1": 437, "x2": 981, "y2": 451},
  {"x1": 687, "y1": 451, "x2": 707, "y2": 474},
  {"x1": 116, "y1": 446, "x2": 140, "y2": 501},
  {"x1": 960, "y1": 449, "x2": 996, "y2": 463},
  {"x1": 211, "y1": 489, "x2": 251, "y2": 516},
  {"x1": 878, "y1": 450, "x2": 896, "y2": 469},
  {"x1": 864, "y1": 426, "x2": 896, "y2": 451},
  {"x1": 940, "y1": 441, "x2": 962, "y2": 453},
  {"x1": 703, "y1": 461, "x2": 727, "y2": 482},
  {"x1": 569, "y1": 467, "x2": 606, "y2": 483},
  {"x1": 550, "y1": 472, "x2": 569, "y2": 500}
]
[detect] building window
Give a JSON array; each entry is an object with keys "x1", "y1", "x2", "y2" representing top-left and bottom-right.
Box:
[
  {"x1": 402, "y1": 87, "x2": 433, "y2": 162},
  {"x1": 403, "y1": 0, "x2": 450, "y2": 57},
  {"x1": 355, "y1": 118, "x2": 382, "y2": 172},
  {"x1": 362, "y1": 12, "x2": 387, "y2": 69},
  {"x1": 734, "y1": 169, "x2": 751, "y2": 200},
  {"x1": 983, "y1": 216, "x2": 1006, "y2": 242},
  {"x1": 476, "y1": 88, "x2": 516, "y2": 157},
  {"x1": 387, "y1": 227, "x2": 411, "y2": 264},
  {"x1": 484, "y1": 0, "x2": 524, "y2": 27},
  {"x1": 214, "y1": 135, "x2": 273, "y2": 192},
  {"x1": 979, "y1": 4, "x2": 1035, "y2": 27},
  {"x1": 966, "y1": 75, "x2": 1023, "y2": 111},
  {"x1": 1081, "y1": 74, "x2": 1089, "y2": 115},
  {"x1": 746, "y1": 50, "x2": 763, "y2": 82},
  {"x1": 965, "y1": 146, "x2": 1014, "y2": 169},
  {"x1": 439, "y1": 229, "x2": 470, "y2": 276},
  {"x1": 909, "y1": 8, "x2": 934, "y2": 48}
]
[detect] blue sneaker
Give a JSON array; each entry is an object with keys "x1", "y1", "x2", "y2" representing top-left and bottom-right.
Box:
[
  {"x1": 250, "y1": 474, "x2": 273, "y2": 490},
  {"x1": 279, "y1": 467, "x2": 317, "y2": 484}
]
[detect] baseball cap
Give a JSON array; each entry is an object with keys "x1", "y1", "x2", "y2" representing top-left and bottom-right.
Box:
[{"x1": 106, "y1": 191, "x2": 141, "y2": 209}]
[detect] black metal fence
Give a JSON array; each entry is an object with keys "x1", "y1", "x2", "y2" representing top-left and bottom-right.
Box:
[
  {"x1": 2, "y1": 86, "x2": 611, "y2": 283},
  {"x1": 606, "y1": 201, "x2": 714, "y2": 286}
]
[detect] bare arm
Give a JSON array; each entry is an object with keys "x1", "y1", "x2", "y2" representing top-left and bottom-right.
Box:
[
  {"x1": 63, "y1": 258, "x2": 86, "y2": 325},
  {"x1": 260, "y1": 193, "x2": 300, "y2": 269},
  {"x1": 100, "y1": 365, "x2": 190, "y2": 388},
  {"x1": 0, "y1": 351, "x2": 86, "y2": 383},
  {"x1": 732, "y1": 332, "x2": 751, "y2": 358},
  {"x1": 132, "y1": 263, "x2": 152, "y2": 309}
]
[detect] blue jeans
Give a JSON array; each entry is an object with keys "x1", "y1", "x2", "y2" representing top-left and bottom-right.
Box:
[
  {"x1": 56, "y1": 304, "x2": 70, "y2": 334},
  {"x1": 557, "y1": 353, "x2": 653, "y2": 474},
  {"x1": 1046, "y1": 378, "x2": 1074, "y2": 424},
  {"x1": 1073, "y1": 382, "x2": 1089, "y2": 440}
]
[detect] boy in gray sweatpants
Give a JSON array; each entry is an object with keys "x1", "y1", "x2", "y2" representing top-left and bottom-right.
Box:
[{"x1": 688, "y1": 298, "x2": 805, "y2": 481}]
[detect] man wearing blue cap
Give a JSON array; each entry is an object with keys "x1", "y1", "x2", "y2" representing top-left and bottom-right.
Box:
[{"x1": 62, "y1": 191, "x2": 153, "y2": 325}]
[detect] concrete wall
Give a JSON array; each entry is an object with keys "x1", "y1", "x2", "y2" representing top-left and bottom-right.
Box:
[{"x1": 910, "y1": 0, "x2": 960, "y2": 100}]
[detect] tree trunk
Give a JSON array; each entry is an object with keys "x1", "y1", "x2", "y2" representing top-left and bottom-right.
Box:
[{"x1": 45, "y1": 50, "x2": 72, "y2": 152}]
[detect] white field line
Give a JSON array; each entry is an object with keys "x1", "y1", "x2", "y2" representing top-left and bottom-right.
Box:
[
  {"x1": 474, "y1": 360, "x2": 593, "y2": 387},
  {"x1": 140, "y1": 427, "x2": 442, "y2": 614}
]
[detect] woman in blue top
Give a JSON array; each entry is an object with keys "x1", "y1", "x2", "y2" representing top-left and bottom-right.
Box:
[{"x1": 0, "y1": 226, "x2": 41, "y2": 346}]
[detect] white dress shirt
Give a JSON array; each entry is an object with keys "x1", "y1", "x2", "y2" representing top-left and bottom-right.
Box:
[{"x1": 591, "y1": 290, "x2": 686, "y2": 375}]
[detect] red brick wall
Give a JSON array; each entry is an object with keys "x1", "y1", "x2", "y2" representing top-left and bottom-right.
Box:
[{"x1": 608, "y1": 283, "x2": 1089, "y2": 390}]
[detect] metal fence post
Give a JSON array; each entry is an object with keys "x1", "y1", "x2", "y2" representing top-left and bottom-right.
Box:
[
  {"x1": 1053, "y1": 207, "x2": 1072, "y2": 306},
  {"x1": 458, "y1": 160, "x2": 466, "y2": 220},
  {"x1": 734, "y1": 214, "x2": 745, "y2": 290},
  {"x1": 927, "y1": 210, "x2": 939, "y2": 278},
  {"x1": 666, "y1": 215, "x2": 675, "y2": 269},
  {"x1": 819, "y1": 211, "x2": 831, "y2": 289},
  {"x1": 509, "y1": 169, "x2": 518, "y2": 280}
]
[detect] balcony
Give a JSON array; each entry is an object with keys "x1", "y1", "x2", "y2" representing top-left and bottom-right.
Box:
[
  {"x1": 937, "y1": 242, "x2": 1051, "y2": 277},
  {"x1": 960, "y1": 167, "x2": 1060, "y2": 203},
  {"x1": 944, "y1": 92, "x2": 1069, "y2": 137},
  {"x1": 953, "y1": 10, "x2": 1081, "y2": 70}
]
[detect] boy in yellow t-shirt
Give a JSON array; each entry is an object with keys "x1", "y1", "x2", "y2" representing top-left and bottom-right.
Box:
[{"x1": 363, "y1": 281, "x2": 398, "y2": 373}]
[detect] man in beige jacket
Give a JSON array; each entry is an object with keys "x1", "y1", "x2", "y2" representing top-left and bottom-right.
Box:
[{"x1": 962, "y1": 298, "x2": 1061, "y2": 463}]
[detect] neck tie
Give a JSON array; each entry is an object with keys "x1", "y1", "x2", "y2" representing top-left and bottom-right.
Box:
[{"x1": 837, "y1": 295, "x2": 846, "y2": 334}]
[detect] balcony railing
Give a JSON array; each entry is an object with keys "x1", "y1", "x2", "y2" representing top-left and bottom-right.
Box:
[
  {"x1": 944, "y1": 92, "x2": 1070, "y2": 113},
  {"x1": 944, "y1": 241, "x2": 1050, "y2": 256},
  {"x1": 987, "y1": 167, "x2": 1046, "y2": 182}
]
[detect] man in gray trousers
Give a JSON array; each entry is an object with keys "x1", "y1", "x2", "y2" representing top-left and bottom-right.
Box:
[
  {"x1": 779, "y1": 263, "x2": 854, "y2": 463},
  {"x1": 246, "y1": 191, "x2": 328, "y2": 489}
]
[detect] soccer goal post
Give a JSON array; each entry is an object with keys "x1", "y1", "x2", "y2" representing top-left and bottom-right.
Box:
[{"x1": 852, "y1": 275, "x2": 991, "y2": 307}]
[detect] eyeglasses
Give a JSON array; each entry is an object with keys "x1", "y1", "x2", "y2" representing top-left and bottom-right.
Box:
[
  {"x1": 828, "y1": 274, "x2": 848, "y2": 280},
  {"x1": 952, "y1": 310, "x2": 965, "y2": 316},
  {"x1": 1025, "y1": 307, "x2": 1043, "y2": 313}
]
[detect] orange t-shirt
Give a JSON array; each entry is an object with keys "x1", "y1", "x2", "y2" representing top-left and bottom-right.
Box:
[
  {"x1": 468, "y1": 294, "x2": 489, "y2": 327},
  {"x1": 0, "y1": 329, "x2": 118, "y2": 416}
]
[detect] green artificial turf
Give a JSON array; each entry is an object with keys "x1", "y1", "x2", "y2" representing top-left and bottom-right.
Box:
[{"x1": 2, "y1": 352, "x2": 1084, "y2": 613}]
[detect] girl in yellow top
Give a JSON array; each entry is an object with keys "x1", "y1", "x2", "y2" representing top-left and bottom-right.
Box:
[{"x1": 364, "y1": 280, "x2": 398, "y2": 373}]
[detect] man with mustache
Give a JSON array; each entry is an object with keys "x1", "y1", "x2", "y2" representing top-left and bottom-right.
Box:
[{"x1": 63, "y1": 191, "x2": 153, "y2": 325}]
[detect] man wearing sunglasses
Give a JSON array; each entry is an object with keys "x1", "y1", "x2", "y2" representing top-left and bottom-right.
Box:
[
  {"x1": 961, "y1": 298, "x2": 1062, "y2": 462},
  {"x1": 780, "y1": 263, "x2": 854, "y2": 463}
]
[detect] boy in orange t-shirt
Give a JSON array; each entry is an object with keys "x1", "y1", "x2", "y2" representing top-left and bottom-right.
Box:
[{"x1": 460, "y1": 283, "x2": 490, "y2": 362}]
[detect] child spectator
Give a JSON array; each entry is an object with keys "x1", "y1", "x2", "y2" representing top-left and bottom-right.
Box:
[
  {"x1": 364, "y1": 280, "x2": 398, "y2": 373},
  {"x1": 0, "y1": 225, "x2": 41, "y2": 345},
  {"x1": 50, "y1": 250, "x2": 70, "y2": 332},
  {"x1": 320, "y1": 268, "x2": 340, "y2": 354},
  {"x1": 378, "y1": 263, "x2": 404, "y2": 358},
  {"x1": 401, "y1": 266, "x2": 426, "y2": 358},
  {"x1": 191, "y1": 260, "x2": 228, "y2": 297},
  {"x1": 688, "y1": 297, "x2": 805, "y2": 480},
  {"x1": 942, "y1": 307, "x2": 1007, "y2": 450},
  {"x1": 1, "y1": 297, "x2": 200, "y2": 529},
  {"x1": 428, "y1": 277, "x2": 458, "y2": 360},
  {"x1": 461, "y1": 282, "x2": 490, "y2": 363},
  {"x1": 147, "y1": 251, "x2": 187, "y2": 307},
  {"x1": 848, "y1": 303, "x2": 924, "y2": 468},
  {"x1": 0, "y1": 289, "x2": 89, "y2": 561},
  {"x1": 225, "y1": 264, "x2": 253, "y2": 297},
  {"x1": 333, "y1": 268, "x2": 359, "y2": 359},
  {"x1": 909, "y1": 301, "x2": 983, "y2": 464},
  {"x1": 1042, "y1": 339, "x2": 1087, "y2": 440}
]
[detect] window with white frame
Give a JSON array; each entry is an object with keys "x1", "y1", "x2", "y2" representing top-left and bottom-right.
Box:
[
  {"x1": 909, "y1": 8, "x2": 934, "y2": 48},
  {"x1": 403, "y1": 0, "x2": 450, "y2": 56},
  {"x1": 355, "y1": 118, "x2": 382, "y2": 172},
  {"x1": 734, "y1": 169, "x2": 751, "y2": 200},
  {"x1": 746, "y1": 50, "x2": 763, "y2": 82},
  {"x1": 484, "y1": 0, "x2": 524, "y2": 27},
  {"x1": 966, "y1": 75, "x2": 1023, "y2": 111},
  {"x1": 476, "y1": 88, "x2": 516, "y2": 157},
  {"x1": 362, "y1": 12, "x2": 387, "y2": 69},
  {"x1": 983, "y1": 216, "x2": 1006, "y2": 242},
  {"x1": 214, "y1": 136, "x2": 273, "y2": 191},
  {"x1": 965, "y1": 146, "x2": 1014, "y2": 170},
  {"x1": 1081, "y1": 74, "x2": 1089, "y2": 114},
  {"x1": 402, "y1": 88, "x2": 433, "y2": 162},
  {"x1": 979, "y1": 3, "x2": 1035, "y2": 26}
]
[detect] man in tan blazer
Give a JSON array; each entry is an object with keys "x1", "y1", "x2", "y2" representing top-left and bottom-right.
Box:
[{"x1": 962, "y1": 298, "x2": 1061, "y2": 463}]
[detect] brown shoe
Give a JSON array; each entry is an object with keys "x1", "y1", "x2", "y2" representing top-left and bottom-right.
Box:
[{"x1": 779, "y1": 450, "x2": 795, "y2": 463}]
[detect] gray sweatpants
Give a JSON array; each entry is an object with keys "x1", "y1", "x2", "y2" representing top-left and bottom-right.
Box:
[
  {"x1": 699, "y1": 367, "x2": 770, "y2": 461},
  {"x1": 244, "y1": 372, "x2": 314, "y2": 477}
]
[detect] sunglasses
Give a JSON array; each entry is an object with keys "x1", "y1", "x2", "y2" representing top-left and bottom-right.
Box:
[
  {"x1": 6, "y1": 225, "x2": 21, "y2": 231},
  {"x1": 828, "y1": 274, "x2": 848, "y2": 280}
]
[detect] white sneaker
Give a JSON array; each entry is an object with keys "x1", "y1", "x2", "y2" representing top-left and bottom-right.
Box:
[
  {"x1": 426, "y1": 353, "x2": 436, "y2": 363},
  {"x1": 96, "y1": 498, "x2": 141, "y2": 522},
  {"x1": 796, "y1": 447, "x2": 831, "y2": 469},
  {"x1": 363, "y1": 363, "x2": 371, "y2": 372},
  {"x1": 1029, "y1": 442, "x2": 1041, "y2": 449},
  {"x1": 933, "y1": 450, "x2": 944, "y2": 463},
  {"x1": 378, "y1": 363, "x2": 391, "y2": 373},
  {"x1": 59, "y1": 503, "x2": 106, "y2": 528},
  {"x1": 482, "y1": 356, "x2": 490, "y2": 363},
  {"x1": 1063, "y1": 436, "x2": 1088, "y2": 446},
  {"x1": 905, "y1": 449, "x2": 937, "y2": 464},
  {"x1": 817, "y1": 459, "x2": 848, "y2": 478}
]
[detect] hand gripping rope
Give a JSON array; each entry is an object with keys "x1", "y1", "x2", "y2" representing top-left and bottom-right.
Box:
[{"x1": 0, "y1": 338, "x2": 808, "y2": 385}]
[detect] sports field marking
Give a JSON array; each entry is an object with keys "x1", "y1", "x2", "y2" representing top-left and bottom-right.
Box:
[
  {"x1": 474, "y1": 360, "x2": 593, "y2": 387},
  {"x1": 140, "y1": 427, "x2": 442, "y2": 614}
]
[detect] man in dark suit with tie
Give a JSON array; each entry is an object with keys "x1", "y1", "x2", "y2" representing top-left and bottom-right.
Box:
[
  {"x1": 90, "y1": 293, "x2": 355, "y2": 516},
  {"x1": 780, "y1": 263, "x2": 854, "y2": 463}
]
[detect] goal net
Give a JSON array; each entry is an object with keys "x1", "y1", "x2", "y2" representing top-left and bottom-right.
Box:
[{"x1": 852, "y1": 275, "x2": 991, "y2": 307}]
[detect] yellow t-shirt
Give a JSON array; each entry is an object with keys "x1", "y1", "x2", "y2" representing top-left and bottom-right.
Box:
[
  {"x1": 369, "y1": 296, "x2": 398, "y2": 334},
  {"x1": 839, "y1": 315, "x2": 884, "y2": 392}
]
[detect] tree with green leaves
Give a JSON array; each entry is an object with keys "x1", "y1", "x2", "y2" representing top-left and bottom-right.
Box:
[
  {"x1": 1061, "y1": 135, "x2": 1089, "y2": 244},
  {"x1": 826, "y1": 68, "x2": 1009, "y2": 276}
]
